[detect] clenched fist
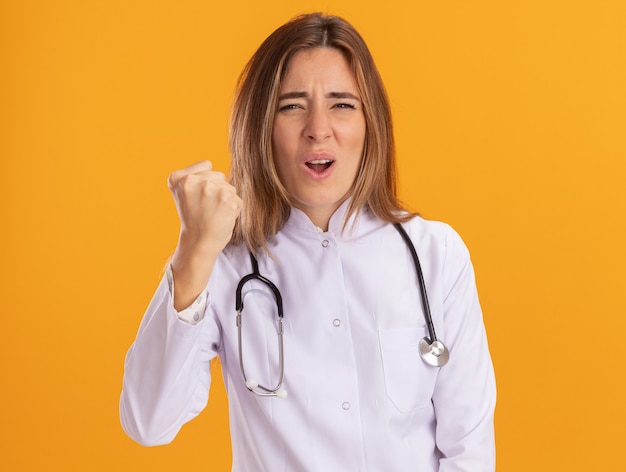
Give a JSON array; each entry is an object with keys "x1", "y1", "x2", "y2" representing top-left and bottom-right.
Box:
[{"x1": 168, "y1": 160, "x2": 242, "y2": 310}]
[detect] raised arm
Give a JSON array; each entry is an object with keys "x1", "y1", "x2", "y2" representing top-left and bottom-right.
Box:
[
  {"x1": 120, "y1": 160, "x2": 241, "y2": 445},
  {"x1": 167, "y1": 160, "x2": 242, "y2": 309}
]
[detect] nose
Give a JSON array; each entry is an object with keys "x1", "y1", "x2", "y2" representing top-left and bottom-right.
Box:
[{"x1": 304, "y1": 106, "x2": 331, "y2": 143}]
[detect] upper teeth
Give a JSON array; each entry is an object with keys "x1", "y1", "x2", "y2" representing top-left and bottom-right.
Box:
[{"x1": 308, "y1": 159, "x2": 332, "y2": 164}]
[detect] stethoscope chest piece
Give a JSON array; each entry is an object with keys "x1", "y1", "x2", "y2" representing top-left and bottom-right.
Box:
[{"x1": 419, "y1": 338, "x2": 449, "y2": 367}]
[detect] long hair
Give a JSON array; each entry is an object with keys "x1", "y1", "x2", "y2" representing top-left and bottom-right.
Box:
[{"x1": 229, "y1": 12, "x2": 414, "y2": 251}]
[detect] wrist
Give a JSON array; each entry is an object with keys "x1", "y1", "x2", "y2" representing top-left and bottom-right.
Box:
[
  {"x1": 170, "y1": 241, "x2": 219, "y2": 311},
  {"x1": 176, "y1": 229, "x2": 228, "y2": 259}
]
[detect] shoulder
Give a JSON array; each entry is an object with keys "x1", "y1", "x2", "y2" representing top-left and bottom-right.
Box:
[
  {"x1": 402, "y1": 216, "x2": 468, "y2": 255},
  {"x1": 400, "y1": 216, "x2": 474, "y2": 289}
]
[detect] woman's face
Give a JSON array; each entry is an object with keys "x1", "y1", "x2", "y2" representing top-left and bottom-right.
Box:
[{"x1": 272, "y1": 47, "x2": 366, "y2": 230}]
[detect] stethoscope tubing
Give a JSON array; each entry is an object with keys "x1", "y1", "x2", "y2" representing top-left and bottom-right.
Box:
[{"x1": 392, "y1": 223, "x2": 438, "y2": 344}]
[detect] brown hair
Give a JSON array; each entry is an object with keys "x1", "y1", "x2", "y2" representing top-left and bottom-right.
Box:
[{"x1": 229, "y1": 12, "x2": 414, "y2": 251}]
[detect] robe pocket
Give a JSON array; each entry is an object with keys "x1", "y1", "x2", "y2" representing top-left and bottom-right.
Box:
[{"x1": 378, "y1": 327, "x2": 439, "y2": 413}]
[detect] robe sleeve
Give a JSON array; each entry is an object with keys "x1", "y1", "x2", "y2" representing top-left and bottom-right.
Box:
[
  {"x1": 119, "y1": 274, "x2": 221, "y2": 446},
  {"x1": 434, "y1": 226, "x2": 497, "y2": 471}
]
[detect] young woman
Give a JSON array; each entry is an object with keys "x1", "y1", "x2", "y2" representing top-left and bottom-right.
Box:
[{"x1": 120, "y1": 13, "x2": 496, "y2": 471}]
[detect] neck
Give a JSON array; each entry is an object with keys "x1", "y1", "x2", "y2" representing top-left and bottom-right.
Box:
[
  {"x1": 305, "y1": 212, "x2": 331, "y2": 232},
  {"x1": 293, "y1": 204, "x2": 338, "y2": 232}
]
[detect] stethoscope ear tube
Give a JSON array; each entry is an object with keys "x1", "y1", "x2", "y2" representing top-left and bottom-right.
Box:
[
  {"x1": 236, "y1": 254, "x2": 284, "y2": 319},
  {"x1": 236, "y1": 253, "x2": 287, "y2": 398},
  {"x1": 393, "y1": 224, "x2": 449, "y2": 367}
]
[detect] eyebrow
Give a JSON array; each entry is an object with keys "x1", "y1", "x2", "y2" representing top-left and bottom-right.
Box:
[{"x1": 278, "y1": 91, "x2": 361, "y2": 101}]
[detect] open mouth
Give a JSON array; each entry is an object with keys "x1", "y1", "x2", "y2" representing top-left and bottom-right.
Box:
[{"x1": 305, "y1": 159, "x2": 334, "y2": 173}]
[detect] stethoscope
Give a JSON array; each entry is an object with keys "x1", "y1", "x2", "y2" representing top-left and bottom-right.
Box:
[{"x1": 235, "y1": 223, "x2": 450, "y2": 398}]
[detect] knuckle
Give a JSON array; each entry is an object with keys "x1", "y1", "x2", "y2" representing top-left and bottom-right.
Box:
[
  {"x1": 167, "y1": 171, "x2": 180, "y2": 189},
  {"x1": 198, "y1": 160, "x2": 212, "y2": 170},
  {"x1": 179, "y1": 173, "x2": 194, "y2": 187},
  {"x1": 217, "y1": 186, "x2": 231, "y2": 202},
  {"x1": 178, "y1": 174, "x2": 200, "y2": 196}
]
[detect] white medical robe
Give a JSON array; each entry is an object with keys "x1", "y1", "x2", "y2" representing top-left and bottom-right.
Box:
[{"x1": 120, "y1": 203, "x2": 496, "y2": 471}]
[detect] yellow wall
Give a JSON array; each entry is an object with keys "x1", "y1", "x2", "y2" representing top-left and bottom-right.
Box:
[{"x1": 1, "y1": 0, "x2": 624, "y2": 470}]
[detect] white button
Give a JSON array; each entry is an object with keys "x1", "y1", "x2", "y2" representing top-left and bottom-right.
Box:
[
  {"x1": 193, "y1": 312, "x2": 200, "y2": 321},
  {"x1": 332, "y1": 319, "x2": 341, "y2": 327},
  {"x1": 321, "y1": 240, "x2": 329, "y2": 248},
  {"x1": 342, "y1": 402, "x2": 351, "y2": 410}
]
